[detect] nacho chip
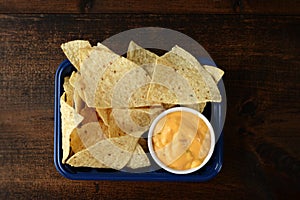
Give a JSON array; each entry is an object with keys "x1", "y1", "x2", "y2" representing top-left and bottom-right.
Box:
[
  {"x1": 96, "y1": 57, "x2": 152, "y2": 108},
  {"x1": 148, "y1": 46, "x2": 221, "y2": 104},
  {"x1": 203, "y1": 65, "x2": 224, "y2": 83},
  {"x1": 69, "y1": 71, "x2": 86, "y2": 111},
  {"x1": 168, "y1": 46, "x2": 221, "y2": 101},
  {"x1": 73, "y1": 90, "x2": 85, "y2": 113},
  {"x1": 69, "y1": 71, "x2": 78, "y2": 87},
  {"x1": 61, "y1": 40, "x2": 91, "y2": 71},
  {"x1": 79, "y1": 47, "x2": 120, "y2": 107},
  {"x1": 127, "y1": 41, "x2": 158, "y2": 77},
  {"x1": 110, "y1": 108, "x2": 163, "y2": 137},
  {"x1": 147, "y1": 63, "x2": 197, "y2": 104},
  {"x1": 130, "y1": 106, "x2": 165, "y2": 127},
  {"x1": 70, "y1": 122, "x2": 106, "y2": 154},
  {"x1": 66, "y1": 148, "x2": 108, "y2": 168},
  {"x1": 63, "y1": 77, "x2": 74, "y2": 107},
  {"x1": 107, "y1": 111, "x2": 127, "y2": 138},
  {"x1": 98, "y1": 117, "x2": 110, "y2": 139},
  {"x1": 127, "y1": 41, "x2": 158, "y2": 66},
  {"x1": 67, "y1": 142, "x2": 149, "y2": 169},
  {"x1": 60, "y1": 93, "x2": 84, "y2": 163},
  {"x1": 126, "y1": 144, "x2": 150, "y2": 169},
  {"x1": 100, "y1": 108, "x2": 161, "y2": 138},
  {"x1": 70, "y1": 129, "x2": 84, "y2": 154},
  {"x1": 87, "y1": 135, "x2": 139, "y2": 170}
]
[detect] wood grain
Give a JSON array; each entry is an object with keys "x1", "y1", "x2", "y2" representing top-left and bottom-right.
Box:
[
  {"x1": 0, "y1": 13, "x2": 299, "y2": 199},
  {"x1": 0, "y1": 0, "x2": 299, "y2": 14}
]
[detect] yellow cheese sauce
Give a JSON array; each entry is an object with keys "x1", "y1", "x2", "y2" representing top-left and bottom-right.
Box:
[{"x1": 152, "y1": 111, "x2": 211, "y2": 170}]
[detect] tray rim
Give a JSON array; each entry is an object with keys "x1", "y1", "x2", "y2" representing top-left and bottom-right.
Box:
[{"x1": 54, "y1": 59, "x2": 224, "y2": 181}]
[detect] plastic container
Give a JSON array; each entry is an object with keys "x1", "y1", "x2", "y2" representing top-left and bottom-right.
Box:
[{"x1": 54, "y1": 59, "x2": 225, "y2": 181}]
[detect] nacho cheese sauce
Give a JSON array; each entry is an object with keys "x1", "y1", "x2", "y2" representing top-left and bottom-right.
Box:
[{"x1": 152, "y1": 111, "x2": 211, "y2": 170}]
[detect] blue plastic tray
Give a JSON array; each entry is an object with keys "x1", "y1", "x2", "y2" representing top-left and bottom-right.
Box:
[{"x1": 54, "y1": 59, "x2": 224, "y2": 181}]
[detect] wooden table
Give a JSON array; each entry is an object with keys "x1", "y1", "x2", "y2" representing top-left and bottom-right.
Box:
[{"x1": 1, "y1": 0, "x2": 299, "y2": 199}]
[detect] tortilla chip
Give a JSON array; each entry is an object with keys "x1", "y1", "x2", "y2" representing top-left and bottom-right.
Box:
[
  {"x1": 69, "y1": 71, "x2": 78, "y2": 87},
  {"x1": 127, "y1": 41, "x2": 158, "y2": 65},
  {"x1": 67, "y1": 142, "x2": 148, "y2": 169},
  {"x1": 148, "y1": 46, "x2": 221, "y2": 104},
  {"x1": 98, "y1": 117, "x2": 110, "y2": 138},
  {"x1": 110, "y1": 108, "x2": 163, "y2": 137},
  {"x1": 97, "y1": 42, "x2": 114, "y2": 52},
  {"x1": 70, "y1": 122, "x2": 106, "y2": 154},
  {"x1": 102, "y1": 108, "x2": 161, "y2": 138},
  {"x1": 126, "y1": 144, "x2": 150, "y2": 169},
  {"x1": 78, "y1": 47, "x2": 119, "y2": 107},
  {"x1": 73, "y1": 90, "x2": 85, "y2": 113},
  {"x1": 203, "y1": 65, "x2": 224, "y2": 83},
  {"x1": 96, "y1": 57, "x2": 152, "y2": 108},
  {"x1": 70, "y1": 129, "x2": 84, "y2": 154},
  {"x1": 63, "y1": 77, "x2": 74, "y2": 107},
  {"x1": 69, "y1": 71, "x2": 87, "y2": 111},
  {"x1": 79, "y1": 47, "x2": 93, "y2": 67},
  {"x1": 130, "y1": 106, "x2": 165, "y2": 127},
  {"x1": 169, "y1": 46, "x2": 221, "y2": 101},
  {"x1": 66, "y1": 148, "x2": 108, "y2": 168},
  {"x1": 147, "y1": 63, "x2": 196, "y2": 104},
  {"x1": 87, "y1": 135, "x2": 139, "y2": 170},
  {"x1": 107, "y1": 111, "x2": 127, "y2": 138},
  {"x1": 61, "y1": 40, "x2": 91, "y2": 71},
  {"x1": 127, "y1": 41, "x2": 158, "y2": 77},
  {"x1": 130, "y1": 109, "x2": 151, "y2": 127},
  {"x1": 60, "y1": 93, "x2": 84, "y2": 163}
]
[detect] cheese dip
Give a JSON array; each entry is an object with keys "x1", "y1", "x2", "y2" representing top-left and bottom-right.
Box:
[{"x1": 152, "y1": 111, "x2": 211, "y2": 170}]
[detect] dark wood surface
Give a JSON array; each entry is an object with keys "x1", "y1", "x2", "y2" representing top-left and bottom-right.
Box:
[{"x1": 0, "y1": 1, "x2": 299, "y2": 199}]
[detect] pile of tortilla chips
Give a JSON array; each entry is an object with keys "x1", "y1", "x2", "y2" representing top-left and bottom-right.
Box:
[{"x1": 60, "y1": 40, "x2": 224, "y2": 170}]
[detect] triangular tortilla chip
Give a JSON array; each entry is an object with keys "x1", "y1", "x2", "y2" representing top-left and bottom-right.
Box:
[
  {"x1": 63, "y1": 77, "x2": 74, "y2": 107},
  {"x1": 70, "y1": 122, "x2": 106, "y2": 154},
  {"x1": 147, "y1": 63, "x2": 196, "y2": 104},
  {"x1": 69, "y1": 71, "x2": 78, "y2": 87},
  {"x1": 96, "y1": 57, "x2": 152, "y2": 108},
  {"x1": 168, "y1": 46, "x2": 221, "y2": 101},
  {"x1": 107, "y1": 111, "x2": 127, "y2": 138},
  {"x1": 60, "y1": 93, "x2": 84, "y2": 163},
  {"x1": 109, "y1": 107, "x2": 164, "y2": 137},
  {"x1": 203, "y1": 65, "x2": 224, "y2": 83},
  {"x1": 127, "y1": 41, "x2": 158, "y2": 77},
  {"x1": 67, "y1": 142, "x2": 149, "y2": 169},
  {"x1": 148, "y1": 45, "x2": 221, "y2": 104},
  {"x1": 78, "y1": 46, "x2": 119, "y2": 107},
  {"x1": 126, "y1": 144, "x2": 150, "y2": 169},
  {"x1": 61, "y1": 40, "x2": 91, "y2": 71},
  {"x1": 70, "y1": 129, "x2": 83, "y2": 154},
  {"x1": 87, "y1": 135, "x2": 139, "y2": 170},
  {"x1": 73, "y1": 90, "x2": 85, "y2": 113},
  {"x1": 66, "y1": 148, "x2": 108, "y2": 168}
]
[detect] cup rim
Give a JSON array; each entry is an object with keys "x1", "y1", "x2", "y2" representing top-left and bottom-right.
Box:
[{"x1": 147, "y1": 107, "x2": 216, "y2": 174}]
